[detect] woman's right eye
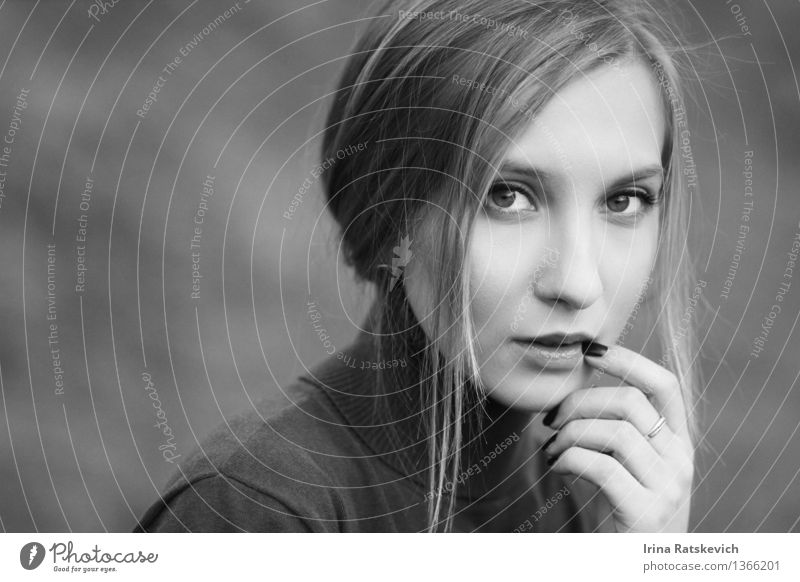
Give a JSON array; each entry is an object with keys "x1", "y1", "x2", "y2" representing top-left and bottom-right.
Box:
[{"x1": 485, "y1": 181, "x2": 537, "y2": 214}]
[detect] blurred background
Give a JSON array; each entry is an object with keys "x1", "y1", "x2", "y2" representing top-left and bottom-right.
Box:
[{"x1": 0, "y1": 0, "x2": 797, "y2": 532}]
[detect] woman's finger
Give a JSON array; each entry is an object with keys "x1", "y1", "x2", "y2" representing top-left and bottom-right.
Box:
[
  {"x1": 544, "y1": 418, "x2": 670, "y2": 489},
  {"x1": 547, "y1": 446, "x2": 648, "y2": 522},
  {"x1": 581, "y1": 342, "x2": 690, "y2": 440},
  {"x1": 543, "y1": 385, "x2": 675, "y2": 455}
]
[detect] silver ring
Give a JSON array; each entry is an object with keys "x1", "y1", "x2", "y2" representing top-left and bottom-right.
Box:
[{"x1": 646, "y1": 415, "x2": 667, "y2": 439}]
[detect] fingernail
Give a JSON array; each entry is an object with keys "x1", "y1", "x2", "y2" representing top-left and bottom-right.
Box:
[
  {"x1": 581, "y1": 340, "x2": 608, "y2": 358},
  {"x1": 546, "y1": 453, "x2": 560, "y2": 466},
  {"x1": 543, "y1": 432, "x2": 558, "y2": 451},
  {"x1": 543, "y1": 405, "x2": 560, "y2": 427}
]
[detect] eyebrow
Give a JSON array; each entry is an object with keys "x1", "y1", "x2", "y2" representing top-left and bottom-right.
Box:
[{"x1": 497, "y1": 161, "x2": 665, "y2": 190}]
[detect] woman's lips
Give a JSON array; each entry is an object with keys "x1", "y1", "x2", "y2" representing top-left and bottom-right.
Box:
[{"x1": 511, "y1": 339, "x2": 585, "y2": 370}]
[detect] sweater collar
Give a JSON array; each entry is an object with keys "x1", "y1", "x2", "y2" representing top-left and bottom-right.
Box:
[
  {"x1": 299, "y1": 321, "x2": 539, "y2": 502},
  {"x1": 300, "y1": 326, "x2": 431, "y2": 491}
]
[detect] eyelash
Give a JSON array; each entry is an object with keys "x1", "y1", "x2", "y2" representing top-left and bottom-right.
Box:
[
  {"x1": 484, "y1": 181, "x2": 537, "y2": 213},
  {"x1": 483, "y1": 181, "x2": 662, "y2": 219},
  {"x1": 605, "y1": 189, "x2": 662, "y2": 220}
]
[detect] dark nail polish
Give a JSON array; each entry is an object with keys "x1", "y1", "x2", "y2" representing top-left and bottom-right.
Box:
[
  {"x1": 546, "y1": 453, "x2": 560, "y2": 466},
  {"x1": 543, "y1": 405, "x2": 560, "y2": 427},
  {"x1": 581, "y1": 340, "x2": 608, "y2": 358},
  {"x1": 543, "y1": 432, "x2": 558, "y2": 451}
]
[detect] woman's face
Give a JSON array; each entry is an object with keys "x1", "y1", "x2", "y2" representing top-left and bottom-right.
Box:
[{"x1": 405, "y1": 59, "x2": 666, "y2": 412}]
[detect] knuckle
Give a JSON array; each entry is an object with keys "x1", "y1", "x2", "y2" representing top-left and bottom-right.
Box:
[
  {"x1": 653, "y1": 504, "x2": 672, "y2": 529},
  {"x1": 595, "y1": 452, "x2": 618, "y2": 482},
  {"x1": 667, "y1": 443, "x2": 695, "y2": 477},
  {"x1": 563, "y1": 418, "x2": 595, "y2": 441},
  {"x1": 621, "y1": 387, "x2": 645, "y2": 409},
  {"x1": 663, "y1": 485, "x2": 682, "y2": 508},
  {"x1": 676, "y1": 459, "x2": 695, "y2": 487},
  {"x1": 662, "y1": 370, "x2": 681, "y2": 392},
  {"x1": 560, "y1": 421, "x2": 581, "y2": 443},
  {"x1": 558, "y1": 446, "x2": 578, "y2": 466},
  {"x1": 620, "y1": 420, "x2": 640, "y2": 442}
]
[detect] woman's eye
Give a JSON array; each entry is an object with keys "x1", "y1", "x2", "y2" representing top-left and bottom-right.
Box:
[
  {"x1": 485, "y1": 182, "x2": 536, "y2": 213},
  {"x1": 606, "y1": 190, "x2": 653, "y2": 215}
]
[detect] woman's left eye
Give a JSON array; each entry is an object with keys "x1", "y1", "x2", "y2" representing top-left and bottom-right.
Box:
[{"x1": 605, "y1": 190, "x2": 656, "y2": 216}]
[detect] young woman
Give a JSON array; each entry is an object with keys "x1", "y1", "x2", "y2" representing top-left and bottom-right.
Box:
[{"x1": 136, "y1": 0, "x2": 699, "y2": 533}]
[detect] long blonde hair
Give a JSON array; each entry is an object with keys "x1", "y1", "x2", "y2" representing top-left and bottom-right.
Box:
[{"x1": 320, "y1": 0, "x2": 700, "y2": 532}]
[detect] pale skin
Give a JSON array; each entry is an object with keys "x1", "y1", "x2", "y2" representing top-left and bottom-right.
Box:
[
  {"x1": 546, "y1": 345, "x2": 694, "y2": 532},
  {"x1": 404, "y1": 59, "x2": 694, "y2": 532}
]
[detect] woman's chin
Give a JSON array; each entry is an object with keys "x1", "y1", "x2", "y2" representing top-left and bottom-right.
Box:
[{"x1": 481, "y1": 364, "x2": 593, "y2": 412}]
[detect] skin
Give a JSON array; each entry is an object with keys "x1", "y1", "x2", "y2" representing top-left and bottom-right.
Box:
[{"x1": 404, "y1": 59, "x2": 694, "y2": 532}]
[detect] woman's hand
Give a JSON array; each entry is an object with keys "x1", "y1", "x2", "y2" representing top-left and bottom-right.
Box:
[{"x1": 542, "y1": 342, "x2": 695, "y2": 532}]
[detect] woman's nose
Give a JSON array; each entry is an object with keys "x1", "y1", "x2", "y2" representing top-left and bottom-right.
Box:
[{"x1": 532, "y1": 234, "x2": 603, "y2": 310}]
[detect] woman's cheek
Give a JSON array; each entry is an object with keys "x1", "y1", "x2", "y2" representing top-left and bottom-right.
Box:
[
  {"x1": 468, "y1": 226, "x2": 528, "y2": 333},
  {"x1": 601, "y1": 232, "x2": 657, "y2": 335}
]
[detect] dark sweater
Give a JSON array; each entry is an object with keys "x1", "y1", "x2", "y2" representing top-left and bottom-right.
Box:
[{"x1": 134, "y1": 329, "x2": 614, "y2": 532}]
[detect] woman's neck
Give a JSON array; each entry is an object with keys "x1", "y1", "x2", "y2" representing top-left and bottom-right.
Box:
[
  {"x1": 369, "y1": 301, "x2": 544, "y2": 502},
  {"x1": 455, "y1": 387, "x2": 541, "y2": 502}
]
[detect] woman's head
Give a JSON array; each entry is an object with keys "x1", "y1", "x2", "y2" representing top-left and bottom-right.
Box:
[
  {"x1": 321, "y1": 0, "x2": 697, "y2": 531},
  {"x1": 440, "y1": 57, "x2": 666, "y2": 413}
]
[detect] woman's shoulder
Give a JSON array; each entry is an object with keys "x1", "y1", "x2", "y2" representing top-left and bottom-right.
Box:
[{"x1": 134, "y1": 376, "x2": 362, "y2": 532}]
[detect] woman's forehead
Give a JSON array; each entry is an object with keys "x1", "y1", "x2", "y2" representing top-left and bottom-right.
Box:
[{"x1": 503, "y1": 60, "x2": 667, "y2": 183}]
